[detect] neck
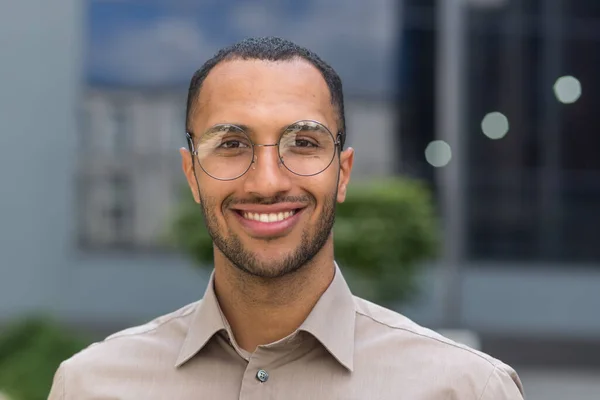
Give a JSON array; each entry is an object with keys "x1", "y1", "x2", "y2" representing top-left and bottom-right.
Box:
[{"x1": 212, "y1": 245, "x2": 335, "y2": 353}]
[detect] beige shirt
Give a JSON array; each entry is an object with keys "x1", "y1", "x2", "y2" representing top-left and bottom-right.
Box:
[{"x1": 48, "y1": 266, "x2": 525, "y2": 399}]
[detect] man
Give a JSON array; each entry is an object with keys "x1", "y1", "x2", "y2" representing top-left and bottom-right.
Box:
[{"x1": 49, "y1": 37, "x2": 524, "y2": 399}]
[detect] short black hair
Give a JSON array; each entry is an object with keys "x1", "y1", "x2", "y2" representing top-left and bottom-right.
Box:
[{"x1": 185, "y1": 36, "x2": 346, "y2": 148}]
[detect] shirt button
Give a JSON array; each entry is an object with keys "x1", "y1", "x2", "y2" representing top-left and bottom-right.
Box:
[{"x1": 256, "y1": 369, "x2": 269, "y2": 383}]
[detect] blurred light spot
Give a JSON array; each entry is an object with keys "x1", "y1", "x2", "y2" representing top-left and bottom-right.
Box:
[
  {"x1": 553, "y1": 75, "x2": 582, "y2": 104},
  {"x1": 481, "y1": 112, "x2": 509, "y2": 140},
  {"x1": 425, "y1": 140, "x2": 452, "y2": 168}
]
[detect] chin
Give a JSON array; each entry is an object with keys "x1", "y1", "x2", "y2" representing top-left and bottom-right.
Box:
[
  {"x1": 240, "y1": 261, "x2": 301, "y2": 279},
  {"x1": 236, "y1": 247, "x2": 310, "y2": 279}
]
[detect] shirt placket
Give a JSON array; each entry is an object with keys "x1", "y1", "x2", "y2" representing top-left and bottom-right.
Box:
[
  {"x1": 237, "y1": 333, "x2": 307, "y2": 400},
  {"x1": 238, "y1": 345, "x2": 276, "y2": 400}
]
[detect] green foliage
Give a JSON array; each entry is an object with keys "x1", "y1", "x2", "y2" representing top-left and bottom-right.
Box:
[
  {"x1": 0, "y1": 316, "x2": 91, "y2": 400},
  {"x1": 171, "y1": 186, "x2": 214, "y2": 268},
  {"x1": 172, "y1": 177, "x2": 438, "y2": 305},
  {"x1": 333, "y1": 178, "x2": 438, "y2": 304}
]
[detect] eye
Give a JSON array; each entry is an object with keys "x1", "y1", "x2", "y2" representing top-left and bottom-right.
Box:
[
  {"x1": 219, "y1": 140, "x2": 249, "y2": 149},
  {"x1": 294, "y1": 138, "x2": 318, "y2": 148}
]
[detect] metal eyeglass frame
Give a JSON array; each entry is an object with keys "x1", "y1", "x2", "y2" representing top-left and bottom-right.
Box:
[{"x1": 186, "y1": 119, "x2": 345, "y2": 181}]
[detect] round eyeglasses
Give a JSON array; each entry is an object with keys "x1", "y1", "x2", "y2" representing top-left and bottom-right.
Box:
[{"x1": 186, "y1": 120, "x2": 344, "y2": 181}]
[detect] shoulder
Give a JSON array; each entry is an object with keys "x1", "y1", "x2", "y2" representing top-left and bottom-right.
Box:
[
  {"x1": 48, "y1": 301, "x2": 204, "y2": 399},
  {"x1": 353, "y1": 295, "x2": 502, "y2": 368},
  {"x1": 102, "y1": 300, "x2": 198, "y2": 345},
  {"x1": 52, "y1": 301, "x2": 199, "y2": 388},
  {"x1": 352, "y1": 296, "x2": 524, "y2": 397}
]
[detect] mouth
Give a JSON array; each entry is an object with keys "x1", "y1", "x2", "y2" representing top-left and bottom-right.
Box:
[
  {"x1": 237, "y1": 209, "x2": 300, "y2": 223},
  {"x1": 231, "y1": 207, "x2": 306, "y2": 238}
]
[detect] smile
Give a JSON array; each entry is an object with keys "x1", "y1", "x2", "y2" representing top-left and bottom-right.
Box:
[
  {"x1": 241, "y1": 210, "x2": 297, "y2": 223},
  {"x1": 231, "y1": 206, "x2": 306, "y2": 238}
]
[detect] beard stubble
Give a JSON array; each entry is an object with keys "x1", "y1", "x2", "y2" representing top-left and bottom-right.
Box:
[{"x1": 198, "y1": 190, "x2": 337, "y2": 279}]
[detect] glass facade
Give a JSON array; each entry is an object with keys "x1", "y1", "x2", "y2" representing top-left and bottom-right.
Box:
[{"x1": 399, "y1": 0, "x2": 600, "y2": 263}]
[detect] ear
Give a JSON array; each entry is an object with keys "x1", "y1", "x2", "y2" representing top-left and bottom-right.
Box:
[
  {"x1": 336, "y1": 147, "x2": 354, "y2": 203},
  {"x1": 180, "y1": 147, "x2": 201, "y2": 203}
]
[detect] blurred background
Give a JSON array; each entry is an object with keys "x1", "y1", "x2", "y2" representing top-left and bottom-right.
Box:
[{"x1": 1, "y1": 0, "x2": 600, "y2": 399}]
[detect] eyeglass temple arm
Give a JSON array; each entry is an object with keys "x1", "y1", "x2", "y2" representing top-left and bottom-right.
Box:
[
  {"x1": 186, "y1": 132, "x2": 194, "y2": 153},
  {"x1": 336, "y1": 131, "x2": 345, "y2": 149}
]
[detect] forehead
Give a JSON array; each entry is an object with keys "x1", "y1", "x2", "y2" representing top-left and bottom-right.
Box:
[{"x1": 193, "y1": 58, "x2": 336, "y2": 132}]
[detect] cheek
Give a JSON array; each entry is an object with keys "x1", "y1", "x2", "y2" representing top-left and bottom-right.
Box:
[
  {"x1": 197, "y1": 180, "x2": 233, "y2": 216},
  {"x1": 301, "y1": 173, "x2": 338, "y2": 209}
]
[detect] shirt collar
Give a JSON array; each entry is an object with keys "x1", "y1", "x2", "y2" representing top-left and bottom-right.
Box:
[
  {"x1": 175, "y1": 270, "x2": 227, "y2": 367},
  {"x1": 175, "y1": 263, "x2": 356, "y2": 371},
  {"x1": 298, "y1": 263, "x2": 356, "y2": 371}
]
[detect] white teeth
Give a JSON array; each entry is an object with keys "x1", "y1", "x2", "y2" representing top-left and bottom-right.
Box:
[{"x1": 242, "y1": 210, "x2": 296, "y2": 222}]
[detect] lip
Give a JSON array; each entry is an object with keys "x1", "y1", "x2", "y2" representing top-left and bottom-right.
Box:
[
  {"x1": 230, "y1": 203, "x2": 307, "y2": 214},
  {"x1": 231, "y1": 207, "x2": 305, "y2": 239}
]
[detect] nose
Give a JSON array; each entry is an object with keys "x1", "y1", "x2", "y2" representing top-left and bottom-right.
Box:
[{"x1": 242, "y1": 145, "x2": 292, "y2": 198}]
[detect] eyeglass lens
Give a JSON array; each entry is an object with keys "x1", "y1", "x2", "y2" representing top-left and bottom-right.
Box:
[{"x1": 194, "y1": 121, "x2": 337, "y2": 180}]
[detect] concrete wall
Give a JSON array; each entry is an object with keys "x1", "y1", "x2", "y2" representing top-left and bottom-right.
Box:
[
  {"x1": 402, "y1": 263, "x2": 600, "y2": 339},
  {"x1": 0, "y1": 0, "x2": 83, "y2": 319}
]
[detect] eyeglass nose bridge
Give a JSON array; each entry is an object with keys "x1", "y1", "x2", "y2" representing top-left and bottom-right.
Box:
[{"x1": 250, "y1": 143, "x2": 283, "y2": 170}]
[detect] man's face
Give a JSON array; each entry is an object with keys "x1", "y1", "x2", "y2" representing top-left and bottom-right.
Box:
[{"x1": 181, "y1": 58, "x2": 354, "y2": 278}]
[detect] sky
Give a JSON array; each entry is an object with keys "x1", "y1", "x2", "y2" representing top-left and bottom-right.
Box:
[{"x1": 87, "y1": 0, "x2": 401, "y2": 97}]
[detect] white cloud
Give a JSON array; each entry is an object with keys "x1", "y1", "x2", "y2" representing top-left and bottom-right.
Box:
[{"x1": 91, "y1": 16, "x2": 215, "y2": 85}]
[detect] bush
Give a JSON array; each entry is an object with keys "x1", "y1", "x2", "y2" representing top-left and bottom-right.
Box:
[
  {"x1": 0, "y1": 317, "x2": 91, "y2": 400},
  {"x1": 333, "y1": 178, "x2": 438, "y2": 304},
  {"x1": 172, "y1": 177, "x2": 438, "y2": 305}
]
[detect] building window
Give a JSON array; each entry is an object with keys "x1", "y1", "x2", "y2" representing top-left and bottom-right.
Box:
[
  {"x1": 77, "y1": 91, "x2": 187, "y2": 252},
  {"x1": 464, "y1": 1, "x2": 600, "y2": 263},
  {"x1": 398, "y1": 0, "x2": 600, "y2": 264}
]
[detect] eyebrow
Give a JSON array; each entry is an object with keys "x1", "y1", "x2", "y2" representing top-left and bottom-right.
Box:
[
  {"x1": 207, "y1": 121, "x2": 325, "y2": 135},
  {"x1": 228, "y1": 123, "x2": 256, "y2": 134}
]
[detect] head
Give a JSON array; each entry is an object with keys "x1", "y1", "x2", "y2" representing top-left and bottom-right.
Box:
[{"x1": 180, "y1": 36, "x2": 354, "y2": 279}]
